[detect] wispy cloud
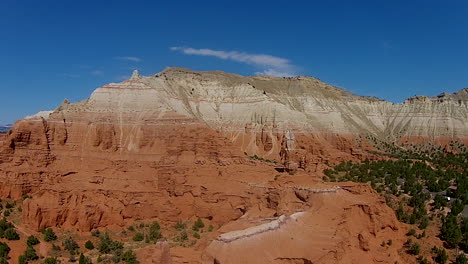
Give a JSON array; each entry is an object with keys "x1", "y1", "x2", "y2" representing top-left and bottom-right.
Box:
[
  {"x1": 170, "y1": 47, "x2": 297, "y2": 77},
  {"x1": 91, "y1": 70, "x2": 104, "y2": 76},
  {"x1": 114, "y1": 56, "x2": 142, "y2": 62},
  {"x1": 116, "y1": 74, "x2": 130, "y2": 81}
]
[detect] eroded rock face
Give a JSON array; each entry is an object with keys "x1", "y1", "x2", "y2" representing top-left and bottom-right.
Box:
[
  {"x1": 203, "y1": 184, "x2": 406, "y2": 264},
  {"x1": 0, "y1": 68, "x2": 466, "y2": 262}
]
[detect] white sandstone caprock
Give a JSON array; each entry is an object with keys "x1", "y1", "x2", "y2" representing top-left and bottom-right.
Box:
[{"x1": 130, "y1": 69, "x2": 141, "y2": 79}]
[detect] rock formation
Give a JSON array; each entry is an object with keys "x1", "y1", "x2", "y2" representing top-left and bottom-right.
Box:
[{"x1": 0, "y1": 67, "x2": 467, "y2": 263}]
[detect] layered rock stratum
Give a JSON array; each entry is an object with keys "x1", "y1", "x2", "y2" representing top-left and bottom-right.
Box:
[{"x1": 0, "y1": 67, "x2": 467, "y2": 263}]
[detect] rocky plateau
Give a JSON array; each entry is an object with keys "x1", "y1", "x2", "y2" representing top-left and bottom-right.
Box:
[{"x1": 1, "y1": 67, "x2": 467, "y2": 263}]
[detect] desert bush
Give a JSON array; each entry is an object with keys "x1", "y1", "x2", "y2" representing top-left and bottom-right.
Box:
[
  {"x1": 84, "y1": 240, "x2": 94, "y2": 250},
  {"x1": 455, "y1": 254, "x2": 468, "y2": 264},
  {"x1": 27, "y1": 235, "x2": 40, "y2": 246},
  {"x1": 174, "y1": 221, "x2": 185, "y2": 231},
  {"x1": 18, "y1": 255, "x2": 27, "y2": 264},
  {"x1": 78, "y1": 253, "x2": 92, "y2": 264},
  {"x1": 97, "y1": 232, "x2": 123, "y2": 254},
  {"x1": 148, "y1": 221, "x2": 162, "y2": 242},
  {"x1": 43, "y1": 257, "x2": 60, "y2": 264},
  {"x1": 407, "y1": 229, "x2": 416, "y2": 236},
  {"x1": 0, "y1": 242, "x2": 10, "y2": 258},
  {"x1": 23, "y1": 246, "x2": 39, "y2": 261},
  {"x1": 192, "y1": 218, "x2": 204, "y2": 231},
  {"x1": 42, "y1": 228, "x2": 57, "y2": 242},
  {"x1": 432, "y1": 246, "x2": 448, "y2": 264},
  {"x1": 132, "y1": 232, "x2": 144, "y2": 242},
  {"x1": 121, "y1": 249, "x2": 139, "y2": 264},
  {"x1": 4, "y1": 228, "x2": 19, "y2": 240},
  {"x1": 63, "y1": 237, "x2": 80, "y2": 251}
]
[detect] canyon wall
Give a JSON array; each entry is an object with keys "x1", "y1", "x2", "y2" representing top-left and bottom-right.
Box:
[{"x1": 0, "y1": 67, "x2": 466, "y2": 262}]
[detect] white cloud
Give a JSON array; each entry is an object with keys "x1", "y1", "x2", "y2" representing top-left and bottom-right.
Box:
[
  {"x1": 91, "y1": 70, "x2": 104, "y2": 76},
  {"x1": 170, "y1": 47, "x2": 296, "y2": 77},
  {"x1": 114, "y1": 56, "x2": 142, "y2": 62}
]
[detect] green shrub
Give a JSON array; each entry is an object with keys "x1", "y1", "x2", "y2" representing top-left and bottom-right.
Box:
[
  {"x1": 132, "y1": 232, "x2": 144, "y2": 242},
  {"x1": 84, "y1": 240, "x2": 94, "y2": 250},
  {"x1": 127, "y1": 225, "x2": 135, "y2": 231},
  {"x1": 192, "y1": 218, "x2": 204, "y2": 231},
  {"x1": 432, "y1": 246, "x2": 448, "y2": 264},
  {"x1": 78, "y1": 253, "x2": 92, "y2": 264},
  {"x1": 121, "y1": 249, "x2": 139, "y2": 264},
  {"x1": 407, "y1": 229, "x2": 416, "y2": 236},
  {"x1": 148, "y1": 221, "x2": 162, "y2": 242},
  {"x1": 63, "y1": 237, "x2": 79, "y2": 251},
  {"x1": 97, "y1": 233, "x2": 123, "y2": 254},
  {"x1": 18, "y1": 255, "x2": 27, "y2": 264},
  {"x1": 3, "y1": 210, "x2": 10, "y2": 217},
  {"x1": 408, "y1": 242, "x2": 420, "y2": 255},
  {"x1": 455, "y1": 254, "x2": 468, "y2": 264},
  {"x1": 22, "y1": 194, "x2": 32, "y2": 200},
  {"x1": 5, "y1": 202, "x2": 14, "y2": 209},
  {"x1": 4, "y1": 228, "x2": 19, "y2": 240},
  {"x1": 0, "y1": 242, "x2": 10, "y2": 258},
  {"x1": 418, "y1": 217, "x2": 429, "y2": 229},
  {"x1": 208, "y1": 225, "x2": 214, "y2": 232},
  {"x1": 23, "y1": 246, "x2": 39, "y2": 261},
  {"x1": 43, "y1": 228, "x2": 57, "y2": 242},
  {"x1": 27, "y1": 235, "x2": 40, "y2": 246},
  {"x1": 43, "y1": 257, "x2": 59, "y2": 264},
  {"x1": 193, "y1": 232, "x2": 200, "y2": 239},
  {"x1": 174, "y1": 221, "x2": 186, "y2": 231}
]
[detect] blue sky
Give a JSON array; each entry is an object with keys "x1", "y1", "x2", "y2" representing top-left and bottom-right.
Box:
[{"x1": 1, "y1": 0, "x2": 467, "y2": 123}]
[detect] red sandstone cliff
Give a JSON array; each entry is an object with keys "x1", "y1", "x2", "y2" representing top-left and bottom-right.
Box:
[{"x1": 0, "y1": 68, "x2": 466, "y2": 263}]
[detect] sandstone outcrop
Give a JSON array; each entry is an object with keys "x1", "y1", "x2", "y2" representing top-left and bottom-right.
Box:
[{"x1": 0, "y1": 67, "x2": 466, "y2": 263}]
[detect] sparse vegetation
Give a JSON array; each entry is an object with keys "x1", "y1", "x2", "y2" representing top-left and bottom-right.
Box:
[
  {"x1": 0, "y1": 242, "x2": 10, "y2": 259},
  {"x1": 42, "y1": 227, "x2": 57, "y2": 242},
  {"x1": 432, "y1": 246, "x2": 448, "y2": 264},
  {"x1": 27, "y1": 235, "x2": 40, "y2": 246},
  {"x1": 174, "y1": 221, "x2": 186, "y2": 231},
  {"x1": 78, "y1": 253, "x2": 92, "y2": 264},
  {"x1": 20, "y1": 246, "x2": 39, "y2": 262},
  {"x1": 43, "y1": 257, "x2": 60, "y2": 264},
  {"x1": 192, "y1": 218, "x2": 204, "y2": 232},
  {"x1": 63, "y1": 237, "x2": 80, "y2": 251},
  {"x1": 148, "y1": 221, "x2": 162, "y2": 242},
  {"x1": 85, "y1": 240, "x2": 94, "y2": 250},
  {"x1": 132, "y1": 232, "x2": 144, "y2": 242},
  {"x1": 97, "y1": 232, "x2": 123, "y2": 254},
  {"x1": 121, "y1": 249, "x2": 139, "y2": 264},
  {"x1": 4, "y1": 227, "x2": 19, "y2": 240},
  {"x1": 323, "y1": 146, "x2": 468, "y2": 263}
]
